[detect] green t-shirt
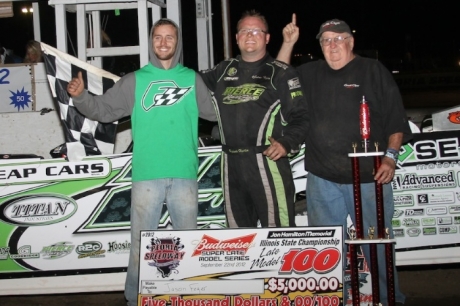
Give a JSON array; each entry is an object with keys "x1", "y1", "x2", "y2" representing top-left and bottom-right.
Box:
[{"x1": 131, "y1": 63, "x2": 198, "y2": 181}]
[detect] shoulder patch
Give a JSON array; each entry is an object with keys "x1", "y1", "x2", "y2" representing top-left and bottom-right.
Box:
[
  {"x1": 201, "y1": 66, "x2": 217, "y2": 74},
  {"x1": 287, "y1": 77, "x2": 301, "y2": 90},
  {"x1": 273, "y1": 60, "x2": 289, "y2": 70}
]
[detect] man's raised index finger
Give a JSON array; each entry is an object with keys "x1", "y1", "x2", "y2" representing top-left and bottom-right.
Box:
[{"x1": 292, "y1": 13, "x2": 296, "y2": 25}]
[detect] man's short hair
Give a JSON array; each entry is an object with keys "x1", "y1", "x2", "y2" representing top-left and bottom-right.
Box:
[
  {"x1": 236, "y1": 10, "x2": 269, "y2": 33},
  {"x1": 152, "y1": 18, "x2": 178, "y2": 36},
  {"x1": 316, "y1": 19, "x2": 351, "y2": 39}
]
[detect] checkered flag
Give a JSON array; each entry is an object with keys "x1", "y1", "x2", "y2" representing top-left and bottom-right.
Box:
[
  {"x1": 155, "y1": 87, "x2": 191, "y2": 105},
  {"x1": 40, "y1": 42, "x2": 120, "y2": 161}
]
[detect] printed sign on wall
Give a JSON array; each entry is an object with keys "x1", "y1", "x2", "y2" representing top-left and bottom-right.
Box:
[{"x1": 0, "y1": 65, "x2": 34, "y2": 112}]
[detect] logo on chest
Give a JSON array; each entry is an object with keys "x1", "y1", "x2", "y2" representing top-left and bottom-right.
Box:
[
  {"x1": 141, "y1": 81, "x2": 192, "y2": 111},
  {"x1": 222, "y1": 84, "x2": 266, "y2": 104}
]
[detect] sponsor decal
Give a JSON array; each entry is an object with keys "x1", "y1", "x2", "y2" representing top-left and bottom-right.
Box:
[
  {"x1": 224, "y1": 77, "x2": 238, "y2": 81},
  {"x1": 343, "y1": 84, "x2": 360, "y2": 88},
  {"x1": 402, "y1": 218, "x2": 420, "y2": 227},
  {"x1": 402, "y1": 138, "x2": 460, "y2": 164},
  {"x1": 227, "y1": 67, "x2": 237, "y2": 76},
  {"x1": 0, "y1": 159, "x2": 110, "y2": 184},
  {"x1": 439, "y1": 226, "x2": 458, "y2": 234},
  {"x1": 251, "y1": 75, "x2": 270, "y2": 80},
  {"x1": 422, "y1": 217, "x2": 436, "y2": 226},
  {"x1": 393, "y1": 171, "x2": 456, "y2": 190},
  {"x1": 423, "y1": 227, "x2": 437, "y2": 235},
  {"x1": 416, "y1": 161, "x2": 460, "y2": 171},
  {"x1": 222, "y1": 84, "x2": 266, "y2": 104},
  {"x1": 393, "y1": 209, "x2": 404, "y2": 218},
  {"x1": 447, "y1": 111, "x2": 460, "y2": 124},
  {"x1": 405, "y1": 209, "x2": 424, "y2": 216},
  {"x1": 107, "y1": 240, "x2": 131, "y2": 254},
  {"x1": 76, "y1": 241, "x2": 106, "y2": 259},
  {"x1": 41, "y1": 242, "x2": 75, "y2": 259},
  {"x1": 144, "y1": 235, "x2": 185, "y2": 277},
  {"x1": 417, "y1": 194, "x2": 428, "y2": 204},
  {"x1": 392, "y1": 219, "x2": 401, "y2": 227},
  {"x1": 321, "y1": 20, "x2": 341, "y2": 28},
  {"x1": 290, "y1": 90, "x2": 303, "y2": 98},
  {"x1": 287, "y1": 77, "x2": 301, "y2": 90},
  {"x1": 9, "y1": 245, "x2": 40, "y2": 260},
  {"x1": 450, "y1": 205, "x2": 460, "y2": 214},
  {"x1": 394, "y1": 194, "x2": 414, "y2": 207},
  {"x1": 437, "y1": 217, "x2": 453, "y2": 225},
  {"x1": 189, "y1": 233, "x2": 257, "y2": 267},
  {"x1": 393, "y1": 229, "x2": 405, "y2": 237},
  {"x1": 417, "y1": 192, "x2": 455, "y2": 205},
  {"x1": 426, "y1": 206, "x2": 448, "y2": 215},
  {"x1": 192, "y1": 233, "x2": 256, "y2": 256},
  {"x1": 406, "y1": 228, "x2": 421, "y2": 237},
  {"x1": 0, "y1": 247, "x2": 10, "y2": 260},
  {"x1": 0, "y1": 194, "x2": 77, "y2": 226},
  {"x1": 454, "y1": 216, "x2": 460, "y2": 224}
]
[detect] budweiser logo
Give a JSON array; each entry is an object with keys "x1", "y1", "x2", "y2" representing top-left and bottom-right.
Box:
[{"x1": 191, "y1": 233, "x2": 256, "y2": 256}]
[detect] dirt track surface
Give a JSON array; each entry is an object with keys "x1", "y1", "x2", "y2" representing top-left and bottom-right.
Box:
[{"x1": 1, "y1": 264, "x2": 460, "y2": 306}]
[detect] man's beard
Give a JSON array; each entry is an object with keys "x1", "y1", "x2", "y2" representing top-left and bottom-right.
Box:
[{"x1": 154, "y1": 51, "x2": 174, "y2": 61}]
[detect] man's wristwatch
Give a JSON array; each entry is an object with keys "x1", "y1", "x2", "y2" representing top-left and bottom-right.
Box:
[{"x1": 385, "y1": 148, "x2": 399, "y2": 164}]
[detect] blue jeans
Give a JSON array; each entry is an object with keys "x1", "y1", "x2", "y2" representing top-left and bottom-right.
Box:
[
  {"x1": 306, "y1": 173, "x2": 405, "y2": 305},
  {"x1": 124, "y1": 179, "x2": 198, "y2": 306}
]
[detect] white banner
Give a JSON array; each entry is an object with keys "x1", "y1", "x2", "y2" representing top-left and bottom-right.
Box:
[{"x1": 138, "y1": 227, "x2": 343, "y2": 306}]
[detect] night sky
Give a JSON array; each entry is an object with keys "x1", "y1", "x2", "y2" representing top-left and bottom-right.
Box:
[
  {"x1": 211, "y1": 0, "x2": 458, "y2": 70},
  {"x1": 1, "y1": 0, "x2": 457, "y2": 72}
]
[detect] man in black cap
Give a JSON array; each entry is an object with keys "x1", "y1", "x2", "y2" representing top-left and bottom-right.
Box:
[{"x1": 277, "y1": 16, "x2": 411, "y2": 306}]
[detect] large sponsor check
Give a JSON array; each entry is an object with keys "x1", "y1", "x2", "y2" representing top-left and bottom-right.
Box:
[{"x1": 138, "y1": 226, "x2": 343, "y2": 306}]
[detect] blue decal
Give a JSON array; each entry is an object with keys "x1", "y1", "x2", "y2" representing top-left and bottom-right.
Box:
[
  {"x1": 9, "y1": 87, "x2": 32, "y2": 111},
  {"x1": 0, "y1": 68, "x2": 10, "y2": 84}
]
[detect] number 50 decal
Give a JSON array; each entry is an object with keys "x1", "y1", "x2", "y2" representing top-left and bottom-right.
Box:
[{"x1": 279, "y1": 247, "x2": 341, "y2": 274}]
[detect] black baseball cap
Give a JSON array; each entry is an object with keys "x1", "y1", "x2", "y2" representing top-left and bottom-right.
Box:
[{"x1": 316, "y1": 19, "x2": 352, "y2": 39}]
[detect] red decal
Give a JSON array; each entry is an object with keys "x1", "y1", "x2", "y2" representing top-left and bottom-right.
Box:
[
  {"x1": 279, "y1": 247, "x2": 341, "y2": 274},
  {"x1": 360, "y1": 96, "x2": 370, "y2": 140},
  {"x1": 448, "y1": 111, "x2": 460, "y2": 124},
  {"x1": 191, "y1": 233, "x2": 256, "y2": 256}
]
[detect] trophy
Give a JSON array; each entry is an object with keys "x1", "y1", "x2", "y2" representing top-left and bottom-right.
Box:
[{"x1": 345, "y1": 96, "x2": 396, "y2": 306}]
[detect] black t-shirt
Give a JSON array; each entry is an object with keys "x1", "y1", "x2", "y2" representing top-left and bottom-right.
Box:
[{"x1": 298, "y1": 55, "x2": 412, "y2": 183}]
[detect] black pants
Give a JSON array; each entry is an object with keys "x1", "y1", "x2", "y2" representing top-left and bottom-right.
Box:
[{"x1": 221, "y1": 146, "x2": 296, "y2": 228}]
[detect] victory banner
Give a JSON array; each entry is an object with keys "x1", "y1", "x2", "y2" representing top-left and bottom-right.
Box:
[{"x1": 138, "y1": 227, "x2": 343, "y2": 306}]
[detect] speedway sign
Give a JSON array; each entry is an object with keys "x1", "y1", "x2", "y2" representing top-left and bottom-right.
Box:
[{"x1": 138, "y1": 227, "x2": 343, "y2": 306}]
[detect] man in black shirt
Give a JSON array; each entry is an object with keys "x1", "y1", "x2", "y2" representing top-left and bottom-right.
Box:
[
  {"x1": 277, "y1": 17, "x2": 411, "y2": 306},
  {"x1": 200, "y1": 10, "x2": 308, "y2": 228}
]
